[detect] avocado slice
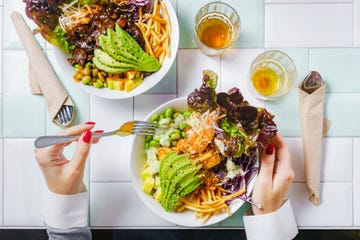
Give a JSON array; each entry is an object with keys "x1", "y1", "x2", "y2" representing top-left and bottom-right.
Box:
[
  {"x1": 159, "y1": 151, "x2": 203, "y2": 211},
  {"x1": 161, "y1": 160, "x2": 195, "y2": 202},
  {"x1": 99, "y1": 34, "x2": 137, "y2": 64},
  {"x1": 94, "y1": 49, "x2": 137, "y2": 70},
  {"x1": 161, "y1": 165, "x2": 202, "y2": 211},
  {"x1": 92, "y1": 56, "x2": 125, "y2": 74}
]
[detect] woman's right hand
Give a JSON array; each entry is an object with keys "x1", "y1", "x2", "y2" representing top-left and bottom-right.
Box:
[
  {"x1": 34, "y1": 122, "x2": 98, "y2": 195},
  {"x1": 251, "y1": 134, "x2": 295, "y2": 215}
]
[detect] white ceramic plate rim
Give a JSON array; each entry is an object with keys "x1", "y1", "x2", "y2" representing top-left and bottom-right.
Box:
[
  {"x1": 130, "y1": 97, "x2": 258, "y2": 227},
  {"x1": 52, "y1": 0, "x2": 179, "y2": 99}
]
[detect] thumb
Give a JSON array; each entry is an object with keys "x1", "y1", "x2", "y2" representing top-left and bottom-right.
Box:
[
  {"x1": 70, "y1": 130, "x2": 92, "y2": 171},
  {"x1": 258, "y1": 143, "x2": 275, "y2": 182}
]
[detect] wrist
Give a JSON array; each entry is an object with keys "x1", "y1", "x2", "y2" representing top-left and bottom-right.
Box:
[
  {"x1": 47, "y1": 182, "x2": 87, "y2": 195},
  {"x1": 251, "y1": 200, "x2": 284, "y2": 215}
]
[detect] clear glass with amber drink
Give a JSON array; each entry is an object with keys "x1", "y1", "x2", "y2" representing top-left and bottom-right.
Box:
[
  {"x1": 194, "y1": 2, "x2": 240, "y2": 56},
  {"x1": 248, "y1": 50, "x2": 297, "y2": 100}
]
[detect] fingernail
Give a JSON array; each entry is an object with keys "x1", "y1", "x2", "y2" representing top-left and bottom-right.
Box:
[
  {"x1": 82, "y1": 130, "x2": 92, "y2": 143},
  {"x1": 265, "y1": 143, "x2": 274, "y2": 155},
  {"x1": 85, "y1": 121, "x2": 96, "y2": 125},
  {"x1": 94, "y1": 130, "x2": 104, "y2": 134}
]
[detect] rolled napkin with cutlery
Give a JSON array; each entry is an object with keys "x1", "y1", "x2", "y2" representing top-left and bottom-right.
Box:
[
  {"x1": 10, "y1": 11, "x2": 75, "y2": 128},
  {"x1": 299, "y1": 71, "x2": 330, "y2": 205}
]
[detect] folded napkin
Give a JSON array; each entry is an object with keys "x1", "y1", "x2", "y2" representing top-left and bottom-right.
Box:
[
  {"x1": 299, "y1": 71, "x2": 330, "y2": 205},
  {"x1": 11, "y1": 11, "x2": 75, "y2": 128}
]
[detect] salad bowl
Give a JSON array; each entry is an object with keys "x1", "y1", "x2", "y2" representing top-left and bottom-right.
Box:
[
  {"x1": 42, "y1": 0, "x2": 179, "y2": 99},
  {"x1": 130, "y1": 97, "x2": 258, "y2": 227}
]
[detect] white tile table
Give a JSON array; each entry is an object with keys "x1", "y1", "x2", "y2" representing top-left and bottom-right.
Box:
[{"x1": 0, "y1": 0, "x2": 360, "y2": 230}]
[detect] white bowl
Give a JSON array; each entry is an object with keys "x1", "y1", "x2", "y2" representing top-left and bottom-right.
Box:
[
  {"x1": 130, "y1": 97, "x2": 258, "y2": 227},
  {"x1": 53, "y1": 0, "x2": 179, "y2": 99}
]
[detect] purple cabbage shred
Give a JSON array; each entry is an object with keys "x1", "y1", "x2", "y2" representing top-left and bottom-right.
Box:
[
  {"x1": 126, "y1": 0, "x2": 150, "y2": 7},
  {"x1": 213, "y1": 148, "x2": 259, "y2": 206}
]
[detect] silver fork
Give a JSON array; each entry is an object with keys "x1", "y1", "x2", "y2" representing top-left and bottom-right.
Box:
[{"x1": 34, "y1": 121, "x2": 158, "y2": 148}]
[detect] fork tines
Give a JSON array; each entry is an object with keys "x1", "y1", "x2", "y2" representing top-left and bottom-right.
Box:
[{"x1": 131, "y1": 121, "x2": 159, "y2": 135}]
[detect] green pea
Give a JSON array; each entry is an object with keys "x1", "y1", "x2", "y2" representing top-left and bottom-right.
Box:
[
  {"x1": 81, "y1": 76, "x2": 91, "y2": 85},
  {"x1": 179, "y1": 122, "x2": 188, "y2": 130},
  {"x1": 96, "y1": 80, "x2": 104, "y2": 86},
  {"x1": 181, "y1": 131, "x2": 187, "y2": 138},
  {"x1": 97, "y1": 76, "x2": 105, "y2": 83},
  {"x1": 145, "y1": 142, "x2": 150, "y2": 149},
  {"x1": 165, "y1": 107, "x2": 174, "y2": 118},
  {"x1": 145, "y1": 135, "x2": 153, "y2": 142},
  {"x1": 170, "y1": 129, "x2": 180, "y2": 136},
  {"x1": 182, "y1": 111, "x2": 191, "y2": 118},
  {"x1": 173, "y1": 112, "x2": 180, "y2": 118},
  {"x1": 170, "y1": 133, "x2": 180, "y2": 140},
  {"x1": 153, "y1": 135, "x2": 161, "y2": 141},
  {"x1": 151, "y1": 114, "x2": 160, "y2": 122},
  {"x1": 93, "y1": 82, "x2": 103, "y2": 88},
  {"x1": 149, "y1": 140, "x2": 159, "y2": 147},
  {"x1": 74, "y1": 64, "x2": 81, "y2": 71},
  {"x1": 171, "y1": 141, "x2": 178, "y2": 147},
  {"x1": 85, "y1": 62, "x2": 93, "y2": 68}
]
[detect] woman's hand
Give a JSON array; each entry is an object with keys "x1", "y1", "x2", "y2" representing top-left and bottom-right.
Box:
[
  {"x1": 251, "y1": 134, "x2": 295, "y2": 215},
  {"x1": 34, "y1": 122, "x2": 99, "y2": 195}
]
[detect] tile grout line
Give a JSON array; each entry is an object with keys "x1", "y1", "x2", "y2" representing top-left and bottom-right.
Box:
[
  {"x1": 354, "y1": 0, "x2": 360, "y2": 47},
  {"x1": 265, "y1": 1, "x2": 353, "y2": 5},
  {"x1": 353, "y1": 0, "x2": 354, "y2": 47},
  {"x1": 354, "y1": 138, "x2": 359, "y2": 226},
  {"x1": 1, "y1": 92, "x2": 2, "y2": 219},
  {"x1": 1, "y1": 3, "x2": 4, "y2": 227},
  {"x1": 352, "y1": 138, "x2": 355, "y2": 227}
]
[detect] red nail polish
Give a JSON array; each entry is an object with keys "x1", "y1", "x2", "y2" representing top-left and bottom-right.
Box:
[
  {"x1": 265, "y1": 143, "x2": 274, "y2": 155},
  {"x1": 94, "y1": 130, "x2": 104, "y2": 134},
  {"x1": 82, "y1": 130, "x2": 92, "y2": 143},
  {"x1": 85, "y1": 121, "x2": 96, "y2": 125}
]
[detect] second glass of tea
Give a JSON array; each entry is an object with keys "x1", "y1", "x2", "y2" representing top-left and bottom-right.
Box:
[
  {"x1": 194, "y1": 2, "x2": 240, "y2": 56},
  {"x1": 248, "y1": 50, "x2": 297, "y2": 100}
]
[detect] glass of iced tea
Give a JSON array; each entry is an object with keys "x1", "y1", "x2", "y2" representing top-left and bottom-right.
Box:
[
  {"x1": 248, "y1": 50, "x2": 297, "y2": 100},
  {"x1": 194, "y1": 2, "x2": 240, "y2": 56}
]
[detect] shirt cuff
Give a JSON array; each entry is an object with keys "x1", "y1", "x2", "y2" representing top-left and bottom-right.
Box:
[
  {"x1": 42, "y1": 188, "x2": 88, "y2": 229},
  {"x1": 243, "y1": 200, "x2": 298, "y2": 240}
]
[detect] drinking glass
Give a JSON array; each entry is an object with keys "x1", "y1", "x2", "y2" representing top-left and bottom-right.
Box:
[
  {"x1": 248, "y1": 50, "x2": 297, "y2": 100},
  {"x1": 194, "y1": 2, "x2": 240, "y2": 56}
]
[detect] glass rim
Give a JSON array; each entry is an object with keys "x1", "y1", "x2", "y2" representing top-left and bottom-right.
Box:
[
  {"x1": 250, "y1": 50, "x2": 297, "y2": 76},
  {"x1": 194, "y1": 1, "x2": 241, "y2": 25}
]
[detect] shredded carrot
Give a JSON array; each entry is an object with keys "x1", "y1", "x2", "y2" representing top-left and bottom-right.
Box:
[{"x1": 59, "y1": 1, "x2": 100, "y2": 32}]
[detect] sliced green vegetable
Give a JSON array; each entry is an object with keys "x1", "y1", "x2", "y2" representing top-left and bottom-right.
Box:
[
  {"x1": 93, "y1": 24, "x2": 161, "y2": 74},
  {"x1": 159, "y1": 151, "x2": 203, "y2": 211}
]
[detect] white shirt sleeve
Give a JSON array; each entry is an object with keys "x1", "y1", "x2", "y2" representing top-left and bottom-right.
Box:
[
  {"x1": 42, "y1": 188, "x2": 88, "y2": 229},
  {"x1": 243, "y1": 200, "x2": 298, "y2": 240}
]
